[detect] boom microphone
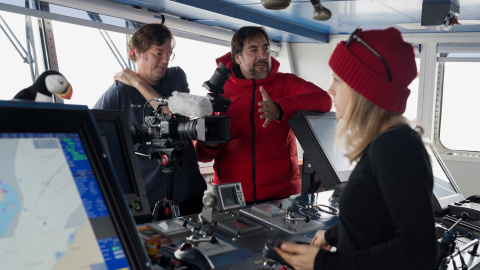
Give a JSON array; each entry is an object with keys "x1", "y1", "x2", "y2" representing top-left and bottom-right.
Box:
[{"x1": 159, "y1": 91, "x2": 213, "y2": 118}]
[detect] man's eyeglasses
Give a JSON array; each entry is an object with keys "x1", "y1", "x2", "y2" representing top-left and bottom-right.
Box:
[
  {"x1": 147, "y1": 49, "x2": 175, "y2": 61},
  {"x1": 345, "y1": 27, "x2": 392, "y2": 81}
]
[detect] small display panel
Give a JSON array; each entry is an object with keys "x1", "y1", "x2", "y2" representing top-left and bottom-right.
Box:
[
  {"x1": 213, "y1": 182, "x2": 246, "y2": 211},
  {"x1": 220, "y1": 186, "x2": 238, "y2": 207},
  {"x1": 0, "y1": 132, "x2": 130, "y2": 269}
]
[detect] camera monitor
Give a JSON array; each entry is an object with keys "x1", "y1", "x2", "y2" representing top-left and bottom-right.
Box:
[
  {"x1": 424, "y1": 140, "x2": 465, "y2": 213},
  {"x1": 288, "y1": 111, "x2": 354, "y2": 191},
  {"x1": 91, "y1": 109, "x2": 151, "y2": 224},
  {"x1": 0, "y1": 101, "x2": 151, "y2": 269}
]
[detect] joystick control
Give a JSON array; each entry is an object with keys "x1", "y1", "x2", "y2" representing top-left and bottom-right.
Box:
[
  {"x1": 174, "y1": 242, "x2": 215, "y2": 270},
  {"x1": 284, "y1": 207, "x2": 310, "y2": 224}
]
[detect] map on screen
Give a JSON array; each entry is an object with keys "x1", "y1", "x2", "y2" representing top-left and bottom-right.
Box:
[{"x1": 0, "y1": 133, "x2": 128, "y2": 269}]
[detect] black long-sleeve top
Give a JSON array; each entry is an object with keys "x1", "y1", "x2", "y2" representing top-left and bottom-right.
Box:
[{"x1": 315, "y1": 125, "x2": 438, "y2": 269}]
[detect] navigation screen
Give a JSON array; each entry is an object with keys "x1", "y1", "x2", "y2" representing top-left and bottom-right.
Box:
[{"x1": 0, "y1": 133, "x2": 130, "y2": 269}]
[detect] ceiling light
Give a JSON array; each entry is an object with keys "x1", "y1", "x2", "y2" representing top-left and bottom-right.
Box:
[
  {"x1": 310, "y1": 0, "x2": 331, "y2": 21},
  {"x1": 261, "y1": 0, "x2": 291, "y2": 10}
]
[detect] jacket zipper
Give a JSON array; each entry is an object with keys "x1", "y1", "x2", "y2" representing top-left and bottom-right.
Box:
[{"x1": 251, "y1": 79, "x2": 257, "y2": 203}]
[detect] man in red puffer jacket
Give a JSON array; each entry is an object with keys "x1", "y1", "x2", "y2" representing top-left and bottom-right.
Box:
[{"x1": 195, "y1": 26, "x2": 332, "y2": 203}]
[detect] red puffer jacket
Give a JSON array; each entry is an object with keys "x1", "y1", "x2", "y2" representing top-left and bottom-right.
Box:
[{"x1": 195, "y1": 52, "x2": 332, "y2": 202}]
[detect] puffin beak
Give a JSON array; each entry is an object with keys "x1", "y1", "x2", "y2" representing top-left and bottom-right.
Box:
[{"x1": 55, "y1": 82, "x2": 73, "y2": 100}]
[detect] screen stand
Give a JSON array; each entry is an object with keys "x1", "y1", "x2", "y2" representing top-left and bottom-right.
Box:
[
  {"x1": 301, "y1": 153, "x2": 323, "y2": 195},
  {"x1": 328, "y1": 186, "x2": 343, "y2": 206}
]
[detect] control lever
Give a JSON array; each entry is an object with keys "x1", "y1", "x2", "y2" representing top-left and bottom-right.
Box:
[
  {"x1": 191, "y1": 222, "x2": 202, "y2": 235},
  {"x1": 284, "y1": 207, "x2": 310, "y2": 224},
  {"x1": 437, "y1": 212, "x2": 469, "y2": 270},
  {"x1": 185, "y1": 234, "x2": 218, "y2": 245},
  {"x1": 447, "y1": 212, "x2": 469, "y2": 231}
]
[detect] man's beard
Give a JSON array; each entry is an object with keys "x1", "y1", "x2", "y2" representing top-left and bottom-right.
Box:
[{"x1": 249, "y1": 60, "x2": 270, "y2": 80}]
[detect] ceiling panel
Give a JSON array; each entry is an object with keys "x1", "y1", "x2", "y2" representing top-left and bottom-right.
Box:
[{"x1": 108, "y1": 0, "x2": 480, "y2": 43}]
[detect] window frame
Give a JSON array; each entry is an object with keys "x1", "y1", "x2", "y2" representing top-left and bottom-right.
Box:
[{"x1": 433, "y1": 44, "x2": 480, "y2": 157}]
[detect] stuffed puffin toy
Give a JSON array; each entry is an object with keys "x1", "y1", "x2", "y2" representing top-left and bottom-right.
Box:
[{"x1": 13, "y1": 70, "x2": 73, "y2": 102}]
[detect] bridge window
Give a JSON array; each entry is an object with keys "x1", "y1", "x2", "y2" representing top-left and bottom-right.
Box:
[
  {"x1": 1, "y1": 10, "x2": 37, "y2": 101},
  {"x1": 51, "y1": 21, "x2": 228, "y2": 107},
  {"x1": 404, "y1": 58, "x2": 420, "y2": 125},
  {"x1": 436, "y1": 46, "x2": 480, "y2": 152},
  {"x1": 1, "y1": 2, "x2": 229, "y2": 107}
]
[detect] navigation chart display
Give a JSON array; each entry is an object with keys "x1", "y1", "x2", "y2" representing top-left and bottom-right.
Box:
[{"x1": 0, "y1": 132, "x2": 130, "y2": 269}]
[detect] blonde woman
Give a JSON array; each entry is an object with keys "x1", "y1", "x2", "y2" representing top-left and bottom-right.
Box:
[{"x1": 276, "y1": 27, "x2": 437, "y2": 270}]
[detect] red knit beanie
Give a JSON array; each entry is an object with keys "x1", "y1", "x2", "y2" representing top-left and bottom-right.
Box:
[{"x1": 329, "y1": 27, "x2": 417, "y2": 114}]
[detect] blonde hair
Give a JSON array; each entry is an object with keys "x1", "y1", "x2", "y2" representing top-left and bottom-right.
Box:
[{"x1": 336, "y1": 87, "x2": 407, "y2": 163}]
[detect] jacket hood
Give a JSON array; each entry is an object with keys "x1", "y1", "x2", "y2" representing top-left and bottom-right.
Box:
[{"x1": 216, "y1": 52, "x2": 280, "y2": 86}]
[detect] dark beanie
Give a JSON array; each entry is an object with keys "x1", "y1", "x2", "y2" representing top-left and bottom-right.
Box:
[{"x1": 328, "y1": 27, "x2": 417, "y2": 114}]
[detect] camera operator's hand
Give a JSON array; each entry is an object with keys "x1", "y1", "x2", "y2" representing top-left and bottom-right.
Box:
[
  {"x1": 162, "y1": 106, "x2": 172, "y2": 114},
  {"x1": 114, "y1": 68, "x2": 166, "y2": 109},
  {"x1": 114, "y1": 68, "x2": 142, "y2": 88},
  {"x1": 258, "y1": 86, "x2": 280, "y2": 128}
]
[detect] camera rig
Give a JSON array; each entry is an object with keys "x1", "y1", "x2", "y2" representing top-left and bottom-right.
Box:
[{"x1": 129, "y1": 62, "x2": 232, "y2": 220}]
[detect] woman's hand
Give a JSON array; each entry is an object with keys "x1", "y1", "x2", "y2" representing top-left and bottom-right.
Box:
[
  {"x1": 311, "y1": 230, "x2": 332, "y2": 251},
  {"x1": 275, "y1": 242, "x2": 320, "y2": 270}
]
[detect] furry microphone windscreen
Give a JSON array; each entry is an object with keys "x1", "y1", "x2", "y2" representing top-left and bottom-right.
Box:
[{"x1": 167, "y1": 91, "x2": 213, "y2": 117}]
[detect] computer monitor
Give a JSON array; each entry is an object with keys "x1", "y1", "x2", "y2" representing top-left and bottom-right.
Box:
[
  {"x1": 0, "y1": 101, "x2": 151, "y2": 269},
  {"x1": 424, "y1": 140, "x2": 464, "y2": 214},
  {"x1": 288, "y1": 111, "x2": 354, "y2": 192},
  {"x1": 91, "y1": 109, "x2": 151, "y2": 224}
]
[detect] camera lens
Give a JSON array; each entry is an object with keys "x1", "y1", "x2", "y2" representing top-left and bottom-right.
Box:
[{"x1": 177, "y1": 119, "x2": 198, "y2": 140}]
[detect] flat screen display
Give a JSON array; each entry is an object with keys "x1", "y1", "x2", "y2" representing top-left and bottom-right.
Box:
[
  {"x1": 0, "y1": 101, "x2": 151, "y2": 270},
  {"x1": 306, "y1": 114, "x2": 355, "y2": 183},
  {"x1": 92, "y1": 109, "x2": 151, "y2": 223},
  {"x1": 0, "y1": 132, "x2": 130, "y2": 269},
  {"x1": 288, "y1": 111, "x2": 354, "y2": 191}
]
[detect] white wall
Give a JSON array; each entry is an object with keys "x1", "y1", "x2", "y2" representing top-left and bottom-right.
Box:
[
  {"x1": 288, "y1": 42, "x2": 334, "y2": 91},
  {"x1": 276, "y1": 42, "x2": 335, "y2": 160}
]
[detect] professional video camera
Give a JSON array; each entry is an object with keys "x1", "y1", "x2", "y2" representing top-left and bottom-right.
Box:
[
  {"x1": 129, "y1": 63, "x2": 231, "y2": 173},
  {"x1": 129, "y1": 62, "x2": 232, "y2": 220},
  {"x1": 129, "y1": 62, "x2": 231, "y2": 172}
]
